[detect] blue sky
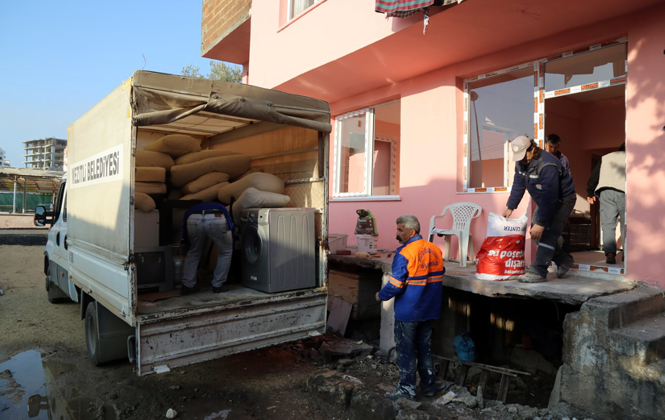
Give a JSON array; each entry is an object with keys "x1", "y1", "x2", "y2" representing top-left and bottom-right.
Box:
[{"x1": 0, "y1": 1, "x2": 215, "y2": 167}]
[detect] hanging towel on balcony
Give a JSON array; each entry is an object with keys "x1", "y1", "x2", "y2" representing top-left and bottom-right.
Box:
[
  {"x1": 375, "y1": 0, "x2": 462, "y2": 33},
  {"x1": 375, "y1": 0, "x2": 440, "y2": 18}
]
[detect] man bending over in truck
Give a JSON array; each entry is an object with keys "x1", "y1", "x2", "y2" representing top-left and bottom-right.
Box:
[{"x1": 181, "y1": 202, "x2": 234, "y2": 295}]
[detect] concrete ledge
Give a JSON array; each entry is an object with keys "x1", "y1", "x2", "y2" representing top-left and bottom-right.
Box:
[
  {"x1": 0, "y1": 213, "x2": 43, "y2": 229},
  {"x1": 0, "y1": 229, "x2": 48, "y2": 246},
  {"x1": 329, "y1": 252, "x2": 637, "y2": 306}
]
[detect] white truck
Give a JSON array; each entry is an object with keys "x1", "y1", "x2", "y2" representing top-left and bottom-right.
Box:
[{"x1": 34, "y1": 71, "x2": 331, "y2": 375}]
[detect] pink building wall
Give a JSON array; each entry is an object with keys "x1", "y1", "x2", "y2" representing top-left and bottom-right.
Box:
[
  {"x1": 624, "y1": 6, "x2": 665, "y2": 285},
  {"x1": 241, "y1": 1, "x2": 665, "y2": 286}
]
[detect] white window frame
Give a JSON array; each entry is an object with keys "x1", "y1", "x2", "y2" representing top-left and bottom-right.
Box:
[
  {"x1": 287, "y1": 0, "x2": 321, "y2": 22},
  {"x1": 332, "y1": 107, "x2": 400, "y2": 201}
]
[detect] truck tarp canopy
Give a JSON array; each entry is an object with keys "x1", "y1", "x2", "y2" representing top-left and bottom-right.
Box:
[{"x1": 131, "y1": 71, "x2": 332, "y2": 134}]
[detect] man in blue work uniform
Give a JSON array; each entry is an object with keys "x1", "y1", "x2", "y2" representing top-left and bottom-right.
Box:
[
  {"x1": 375, "y1": 215, "x2": 445, "y2": 400},
  {"x1": 503, "y1": 136, "x2": 576, "y2": 283}
]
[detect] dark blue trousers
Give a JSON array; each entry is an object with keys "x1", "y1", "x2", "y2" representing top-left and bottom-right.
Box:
[{"x1": 395, "y1": 319, "x2": 437, "y2": 397}]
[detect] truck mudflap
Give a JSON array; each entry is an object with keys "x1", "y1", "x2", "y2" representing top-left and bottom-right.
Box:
[{"x1": 135, "y1": 288, "x2": 327, "y2": 375}]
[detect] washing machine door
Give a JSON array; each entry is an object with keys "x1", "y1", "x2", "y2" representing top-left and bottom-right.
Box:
[{"x1": 243, "y1": 224, "x2": 263, "y2": 266}]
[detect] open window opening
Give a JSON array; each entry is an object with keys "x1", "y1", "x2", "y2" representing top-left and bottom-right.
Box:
[
  {"x1": 463, "y1": 40, "x2": 627, "y2": 274},
  {"x1": 543, "y1": 42, "x2": 627, "y2": 274}
]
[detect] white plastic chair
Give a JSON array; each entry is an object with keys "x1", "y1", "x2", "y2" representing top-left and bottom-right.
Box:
[{"x1": 428, "y1": 202, "x2": 482, "y2": 267}]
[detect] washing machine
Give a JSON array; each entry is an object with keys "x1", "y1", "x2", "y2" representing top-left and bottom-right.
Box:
[{"x1": 240, "y1": 208, "x2": 316, "y2": 293}]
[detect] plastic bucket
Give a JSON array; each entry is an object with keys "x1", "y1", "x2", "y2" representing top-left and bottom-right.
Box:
[
  {"x1": 356, "y1": 234, "x2": 378, "y2": 253},
  {"x1": 328, "y1": 234, "x2": 348, "y2": 253}
]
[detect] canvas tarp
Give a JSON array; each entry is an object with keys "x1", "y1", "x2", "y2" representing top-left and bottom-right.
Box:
[{"x1": 131, "y1": 71, "x2": 332, "y2": 134}]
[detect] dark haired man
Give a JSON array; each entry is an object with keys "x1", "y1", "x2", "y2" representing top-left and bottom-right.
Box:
[
  {"x1": 503, "y1": 136, "x2": 576, "y2": 283},
  {"x1": 545, "y1": 134, "x2": 571, "y2": 176}
]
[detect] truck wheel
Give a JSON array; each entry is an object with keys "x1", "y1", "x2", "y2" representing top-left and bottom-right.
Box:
[
  {"x1": 85, "y1": 302, "x2": 101, "y2": 366},
  {"x1": 46, "y1": 275, "x2": 67, "y2": 304}
]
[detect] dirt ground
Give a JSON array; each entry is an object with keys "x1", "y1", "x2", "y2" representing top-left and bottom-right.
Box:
[{"x1": 0, "y1": 244, "x2": 595, "y2": 420}]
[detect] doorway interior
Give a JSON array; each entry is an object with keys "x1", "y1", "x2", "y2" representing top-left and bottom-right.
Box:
[{"x1": 544, "y1": 83, "x2": 626, "y2": 274}]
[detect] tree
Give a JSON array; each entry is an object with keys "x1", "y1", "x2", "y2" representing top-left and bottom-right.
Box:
[{"x1": 181, "y1": 61, "x2": 242, "y2": 83}]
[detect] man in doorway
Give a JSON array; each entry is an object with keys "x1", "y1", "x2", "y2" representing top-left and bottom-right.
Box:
[
  {"x1": 545, "y1": 134, "x2": 573, "y2": 254},
  {"x1": 503, "y1": 136, "x2": 576, "y2": 283},
  {"x1": 545, "y1": 134, "x2": 571, "y2": 176},
  {"x1": 586, "y1": 143, "x2": 626, "y2": 264},
  {"x1": 375, "y1": 215, "x2": 445, "y2": 401}
]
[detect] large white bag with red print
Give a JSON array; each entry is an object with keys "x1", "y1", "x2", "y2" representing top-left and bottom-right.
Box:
[{"x1": 475, "y1": 212, "x2": 528, "y2": 280}]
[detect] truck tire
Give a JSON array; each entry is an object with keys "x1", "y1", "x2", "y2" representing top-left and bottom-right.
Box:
[
  {"x1": 84, "y1": 301, "x2": 133, "y2": 366},
  {"x1": 46, "y1": 275, "x2": 68, "y2": 304},
  {"x1": 85, "y1": 302, "x2": 102, "y2": 366}
]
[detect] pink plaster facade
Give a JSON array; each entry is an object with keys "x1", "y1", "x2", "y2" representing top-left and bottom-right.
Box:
[{"x1": 203, "y1": 0, "x2": 665, "y2": 287}]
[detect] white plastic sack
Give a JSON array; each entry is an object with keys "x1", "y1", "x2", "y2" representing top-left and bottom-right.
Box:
[{"x1": 475, "y1": 212, "x2": 528, "y2": 280}]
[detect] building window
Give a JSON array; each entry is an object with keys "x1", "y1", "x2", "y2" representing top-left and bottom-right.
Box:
[
  {"x1": 333, "y1": 102, "x2": 400, "y2": 198},
  {"x1": 463, "y1": 41, "x2": 626, "y2": 193},
  {"x1": 466, "y1": 66, "x2": 536, "y2": 190},
  {"x1": 288, "y1": 0, "x2": 321, "y2": 22}
]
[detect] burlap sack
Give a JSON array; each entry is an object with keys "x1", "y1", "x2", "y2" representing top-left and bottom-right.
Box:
[
  {"x1": 136, "y1": 150, "x2": 174, "y2": 170},
  {"x1": 175, "y1": 149, "x2": 240, "y2": 166},
  {"x1": 136, "y1": 182, "x2": 167, "y2": 195},
  {"x1": 231, "y1": 187, "x2": 291, "y2": 222},
  {"x1": 144, "y1": 134, "x2": 202, "y2": 158},
  {"x1": 136, "y1": 167, "x2": 166, "y2": 183},
  {"x1": 230, "y1": 167, "x2": 264, "y2": 182},
  {"x1": 170, "y1": 154, "x2": 251, "y2": 187},
  {"x1": 180, "y1": 182, "x2": 230, "y2": 202},
  {"x1": 135, "y1": 192, "x2": 156, "y2": 212},
  {"x1": 217, "y1": 172, "x2": 285, "y2": 204},
  {"x1": 180, "y1": 172, "x2": 230, "y2": 195}
]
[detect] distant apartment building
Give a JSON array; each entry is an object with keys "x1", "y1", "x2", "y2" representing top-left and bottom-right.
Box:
[
  {"x1": 0, "y1": 147, "x2": 9, "y2": 167},
  {"x1": 23, "y1": 137, "x2": 67, "y2": 170}
]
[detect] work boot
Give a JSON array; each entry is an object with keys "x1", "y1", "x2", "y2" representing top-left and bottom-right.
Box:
[
  {"x1": 180, "y1": 285, "x2": 194, "y2": 296},
  {"x1": 517, "y1": 272, "x2": 547, "y2": 283},
  {"x1": 556, "y1": 256, "x2": 574, "y2": 279},
  {"x1": 606, "y1": 253, "x2": 617, "y2": 264},
  {"x1": 212, "y1": 285, "x2": 230, "y2": 294},
  {"x1": 423, "y1": 380, "x2": 453, "y2": 397}
]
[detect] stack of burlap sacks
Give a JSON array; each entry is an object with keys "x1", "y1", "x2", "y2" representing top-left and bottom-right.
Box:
[{"x1": 134, "y1": 134, "x2": 291, "y2": 223}]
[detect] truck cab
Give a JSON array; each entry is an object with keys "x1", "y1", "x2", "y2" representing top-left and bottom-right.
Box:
[{"x1": 35, "y1": 174, "x2": 74, "y2": 304}]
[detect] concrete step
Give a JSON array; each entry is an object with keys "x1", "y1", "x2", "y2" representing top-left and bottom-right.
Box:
[
  {"x1": 611, "y1": 312, "x2": 665, "y2": 364},
  {"x1": 593, "y1": 287, "x2": 665, "y2": 329}
]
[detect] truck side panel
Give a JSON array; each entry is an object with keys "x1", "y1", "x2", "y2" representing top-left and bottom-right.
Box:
[
  {"x1": 136, "y1": 289, "x2": 327, "y2": 375},
  {"x1": 70, "y1": 244, "x2": 132, "y2": 322},
  {"x1": 67, "y1": 79, "x2": 134, "y2": 324}
]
